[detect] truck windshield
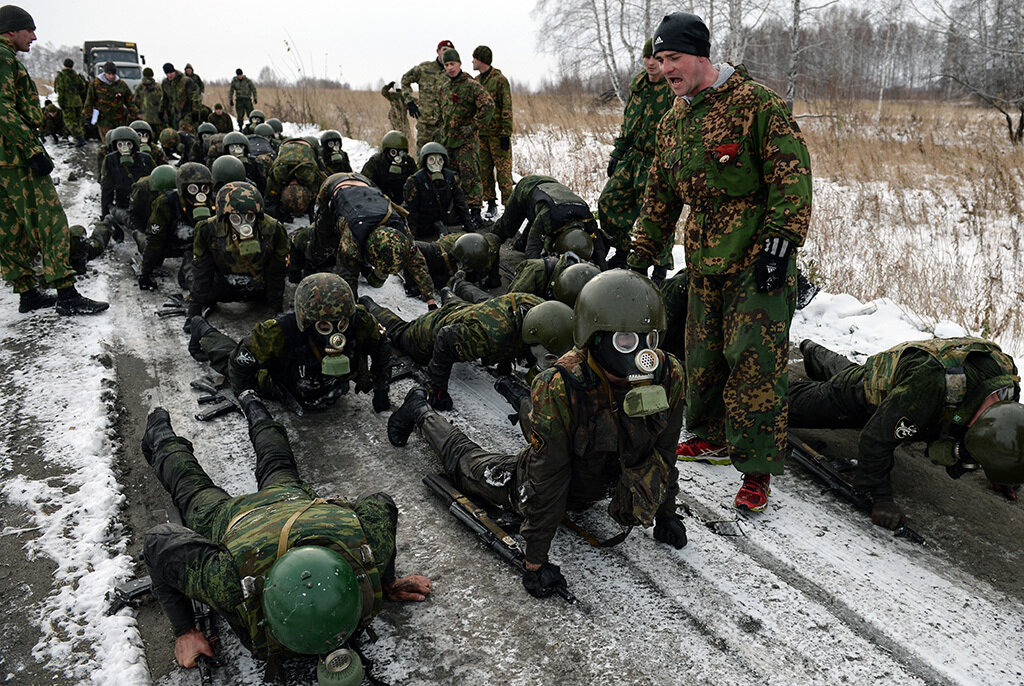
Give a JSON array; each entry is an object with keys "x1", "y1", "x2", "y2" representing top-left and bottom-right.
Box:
[
  {"x1": 90, "y1": 49, "x2": 137, "y2": 64},
  {"x1": 94, "y1": 65, "x2": 142, "y2": 79}
]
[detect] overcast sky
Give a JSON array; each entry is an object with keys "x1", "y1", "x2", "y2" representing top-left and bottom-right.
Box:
[{"x1": 27, "y1": 0, "x2": 559, "y2": 89}]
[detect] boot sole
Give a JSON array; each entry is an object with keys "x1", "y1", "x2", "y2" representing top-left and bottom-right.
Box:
[{"x1": 677, "y1": 455, "x2": 733, "y2": 465}]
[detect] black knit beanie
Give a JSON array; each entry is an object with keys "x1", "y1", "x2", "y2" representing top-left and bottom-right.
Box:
[{"x1": 652, "y1": 13, "x2": 710, "y2": 58}]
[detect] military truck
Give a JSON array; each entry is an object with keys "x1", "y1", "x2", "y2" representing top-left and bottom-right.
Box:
[{"x1": 82, "y1": 40, "x2": 145, "y2": 90}]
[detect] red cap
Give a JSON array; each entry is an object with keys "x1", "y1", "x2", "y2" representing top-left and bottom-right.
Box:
[{"x1": 437, "y1": 39, "x2": 454, "y2": 50}]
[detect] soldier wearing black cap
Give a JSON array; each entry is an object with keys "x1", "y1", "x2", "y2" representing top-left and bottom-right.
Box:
[
  {"x1": 472, "y1": 45, "x2": 513, "y2": 219},
  {"x1": 160, "y1": 62, "x2": 201, "y2": 134}
]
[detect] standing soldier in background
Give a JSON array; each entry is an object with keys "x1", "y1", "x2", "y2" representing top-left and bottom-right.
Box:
[
  {"x1": 599, "y1": 38, "x2": 673, "y2": 275},
  {"x1": 207, "y1": 102, "x2": 232, "y2": 132},
  {"x1": 0, "y1": 4, "x2": 108, "y2": 315},
  {"x1": 160, "y1": 62, "x2": 201, "y2": 134},
  {"x1": 39, "y1": 99, "x2": 65, "y2": 144},
  {"x1": 183, "y1": 63, "x2": 204, "y2": 95},
  {"x1": 54, "y1": 57, "x2": 86, "y2": 146},
  {"x1": 84, "y1": 61, "x2": 138, "y2": 140},
  {"x1": 381, "y1": 81, "x2": 410, "y2": 140},
  {"x1": 439, "y1": 48, "x2": 493, "y2": 228},
  {"x1": 228, "y1": 68, "x2": 257, "y2": 132},
  {"x1": 629, "y1": 13, "x2": 812, "y2": 512},
  {"x1": 472, "y1": 46, "x2": 512, "y2": 220},
  {"x1": 134, "y1": 66, "x2": 163, "y2": 134},
  {"x1": 401, "y1": 40, "x2": 453, "y2": 151}
]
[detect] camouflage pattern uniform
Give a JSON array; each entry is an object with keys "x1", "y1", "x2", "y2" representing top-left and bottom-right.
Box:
[
  {"x1": 598, "y1": 70, "x2": 673, "y2": 263},
  {"x1": 183, "y1": 64, "x2": 204, "y2": 94},
  {"x1": 402, "y1": 166, "x2": 472, "y2": 239},
  {"x1": 160, "y1": 71, "x2": 201, "y2": 133},
  {"x1": 128, "y1": 174, "x2": 159, "y2": 234},
  {"x1": 264, "y1": 140, "x2": 326, "y2": 220},
  {"x1": 0, "y1": 36, "x2": 76, "y2": 294},
  {"x1": 415, "y1": 230, "x2": 501, "y2": 289},
  {"x1": 100, "y1": 150, "x2": 154, "y2": 217},
  {"x1": 207, "y1": 108, "x2": 233, "y2": 133},
  {"x1": 506, "y1": 254, "x2": 575, "y2": 299},
  {"x1": 143, "y1": 415, "x2": 397, "y2": 662},
  {"x1": 133, "y1": 74, "x2": 163, "y2": 132},
  {"x1": 629, "y1": 64, "x2": 812, "y2": 474},
  {"x1": 791, "y1": 338, "x2": 1020, "y2": 500},
  {"x1": 83, "y1": 75, "x2": 138, "y2": 139},
  {"x1": 401, "y1": 58, "x2": 447, "y2": 150},
  {"x1": 475, "y1": 66, "x2": 513, "y2": 205},
  {"x1": 39, "y1": 102, "x2": 65, "y2": 141},
  {"x1": 228, "y1": 75, "x2": 257, "y2": 130},
  {"x1": 191, "y1": 213, "x2": 289, "y2": 311},
  {"x1": 439, "y1": 70, "x2": 494, "y2": 208},
  {"x1": 53, "y1": 66, "x2": 87, "y2": 139},
  {"x1": 68, "y1": 222, "x2": 113, "y2": 274},
  {"x1": 138, "y1": 190, "x2": 204, "y2": 283},
  {"x1": 381, "y1": 83, "x2": 410, "y2": 139},
  {"x1": 360, "y1": 151, "x2": 417, "y2": 204}
]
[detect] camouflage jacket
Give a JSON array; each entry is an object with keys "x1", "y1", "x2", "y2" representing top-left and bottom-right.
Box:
[
  {"x1": 382, "y1": 85, "x2": 407, "y2": 131},
  {"x1": 133, "y1": 76, "x2": 163, "y2": 126},
  {"x1": 612, "y1": 71, "x2": 673, "y2": 159},
  {"x1": 629, "y1": 64, "x2": 812, "y2": 274},
  {"x1": 403, "y1": 168, "x2": 472, "y2": 233},
  {"x1": 84, "y1": 75, "x2": 138, "y2": 128},
  {"x1": 100, "y1": 151, "x2": 154, "y2": 216},
  {"x1": 230, "y1": 309, "x2": 390, "y2": 405},
  {"x1": 265, "y1": 140, "x2": 326, "y2": 207},
  {"x1": 54, "y1": 66, "x2": 86, "y2": 109},
  {"x1": 497, "y1": 175, "x2": 598, "y2": 260},
  {"x1": 401, "y1": 58, "x2": 447, "y2": 125},
  {"x1": 476, "y1": 67, "x2": 512, "y2": 137},
  {"x1": 322, "y1": 149, "x2": 352, "y2": 176},
  {"x1": 0, "y1": 36, "x2": 45, "y2": 168},
  {"x1": 128, "y1": 175, "x2": 159, "y2": 233},
  {"x1": 207, "y1": 111, "x2": 233, "y2": 133},
  {"x1": 439, "y1": 71, "x2": 494, "y2": 149},
  {"x1": 519, "y1": 348, "x2": 685, "y2": 563},
  {"x1": 191, "y1": 215, "x2": 289, "y2": 308},
  {"x1": 507, "y1": 254, "x2": 574, "y2": 299},
  {"x1": 40, "y1": 102, "x2": 64, "y2": 134},
  {"x1": 160, "y1": 71, "x2": 201, "y2": 126},
  {"x1": 185, "y1": 68, "x2": 204, "y2": 94},
  {"x1": 228, "y1": 75, "x2": 257, "y2": 103},
  {"x1": 361, "y1": 151, "x2": 417, "y2": 204},
  {"x1": 142, "y1": 190, "x2": 207, "y2": 273}
]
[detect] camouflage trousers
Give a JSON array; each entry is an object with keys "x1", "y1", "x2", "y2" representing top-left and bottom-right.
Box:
[
  {"x1": 0, "y1": 167, "x2": 76, "y2": 293},
  {"x1": 414, "y1": 120, "x2": 443, "y2": 153},
  {"x1": 685, "y1": 258, "x2": 796, "y2": 475},
  {"x1": 478, "y1": 134, "x2": 512, "y2": 205},
  {"x1": 234, "y1": 98, "x2": 253, "y2": 130},
  {"x1": 64, "y1": 105, "x2": 84, "y2": 138},
  {"x1": 449, "y1": 139, "x2": 483, "y2": 208},
  {"x1": 599, "y1": 151, "x2": 672, "y2": 266},
  {"x1": 367, "y1": 300, "x2": 448, "y2": 364},
  {"x1": 388, "y1": 110, "x2": 411, "y2": 141}
]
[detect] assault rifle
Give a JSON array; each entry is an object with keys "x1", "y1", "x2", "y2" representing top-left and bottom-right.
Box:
[
  {"x1": 787, "y1": 435, "x2": 925, "y2": 545},
  {"x1": 423, "y1": 474, "x2": 588, "y2": 612}
]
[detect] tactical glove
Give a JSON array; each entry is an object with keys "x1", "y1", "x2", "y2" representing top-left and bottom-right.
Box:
[
  {"x1": 870, "y1": 496, "x2": 903, "y2": 530},
  {"x1": 427, "y1": 386, "x2": 453, "y2": 411},
  {"x1": 406, "y1": 101, "x2": 420, "y2": 118},
  {"x1": 372, "y1": 388, "x2": 391, "y2": 413},
  {"x1": 386, "y1": 81, "x2": 395, "y2": 89},
  {"x1": 606, "y1": 156, "x2": 618, "y2": 178},
  {"x1": 29, "y1": 153, "x2": 54, "y2": 177},
  {"x1": 754, "y1": 236, "x2": 791, "y2": 293},
  {"x1": 499, "y1": 136, "x2": 510, "y2": 151},
  {"x1": 138, "y1": 273, "x2": 158, "y2": 291},
  {"x1": 653, "y1": 514, "x2": 688, "y2": 549},
  {"x1": 522, "y1": 563, "x2": 567, "y2": 599},
  {"x1": 427, "y1": 300, "x2": 439, "y2": 311}
]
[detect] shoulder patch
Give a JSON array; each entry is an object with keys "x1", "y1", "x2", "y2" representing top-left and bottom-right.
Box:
[{"x1": 894, "y1": 417, "x2": 918, "y2": 440}]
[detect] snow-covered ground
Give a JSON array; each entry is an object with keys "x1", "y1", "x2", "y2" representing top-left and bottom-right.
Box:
[{"x1": 1, "y1": 123, "x2": 1022, "y2": 685}]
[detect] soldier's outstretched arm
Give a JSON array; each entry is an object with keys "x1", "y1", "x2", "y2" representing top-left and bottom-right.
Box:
[{"x1": 523, "y1": 208, "x2": 551, "y2": 259}]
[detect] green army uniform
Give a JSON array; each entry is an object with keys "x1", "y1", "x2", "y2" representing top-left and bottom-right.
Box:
[
  {"x1": 439, "y1": 70, "x2": 494, "y2": 208},
  {"x1": 361, "y1": 151, "x2": 417, "y2": 204},
  {"x1": 207, "y1": 108, "x2": 233, "y2": 133},
  {"x1": 39, "y1": 102, "x2": 65, "y2": 141},
  {"x1": 599, "y1": 70, "x2": 673, "y2": 262},
  {"x1": 54, "y1": 66, "x2": 86, "y2": 139},
  {"x1": 415, "y1": 230, "x2": 501, "y2": 289},
  {"x1": 142, "y1": 411, "x2": 397, "y2": 662},
  {"x1": 84, "y1": 75, "x2": 137, "y2": 139},
  {"x1": 68, "y1": 222, "x2": 113, "y2": 274},
  {"x1": 381, "y1": 84, "x2": 410, "y2": 139},
  {"x1": 134, "y1": 74, "x2": 163, "y2": 132},
  {"x1": 507, "y1": 254, "x2": 576, "y2": 299},
  {"x1": 100, "y1": 150, "x2": 154, "y2": 217},
  {"x1": 264, "y1": 140, "x2": 326, "y2": 220},
  {"x1": 128, "y1": 175, "x2": 159, "y2": 234},
  {"x1": 401, "y1": 58, "x2": 447, "y2": 150},
  {"x1": 403, "y1": 166, "x2": 472, "y2": 239},
  {"x1": 791, "y1": 338, "x2": 1020, "y2": 499},
  {"x1": 228, "y1": 75, "x2": 257, "y2": 130},
  {"x1": 0, "y1": 35, "x2": 76, "y2": 294},
  {"x1": 475, "y1": 66, "x2": 513, "y2": 205},
  {"x1": 183, "y1": 64, "x2": 204, "y2": 95},
  {"x1": 286, "y1": 224, "x2": 312, "y2": 283},
  {"x1": 630, "y1": 64, "x2": 812, "y2": 474},
  {"x1": 161, "y1": 71, "x2": 201, "y2": 133},
  {"x1": 138, "y1": 190, "x2": 202, "y2": 284},
  {"x1": 191, "y1": 215, "x2": 289, "y2": 311}
]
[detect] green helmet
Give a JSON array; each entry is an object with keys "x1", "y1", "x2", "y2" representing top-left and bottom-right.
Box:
[
  {"x1": 294, "y1": 273, "x2": 356, "y2": 332},
  {"x1": 223, "y1": 131, "x2": 250, "y2": 156},
  {"x1": 215, "y1": 181, "x2": 263, "y2": 221},
  {"x1": 365, "y1": 226, "x2": 411, "y2": 276},
  {"x1": 129, "y1": 119, "x2": 153, "y2": 141},
  {"x1": 211, "y1": 154, "x2": 246, "y2": 186},
  {"x1": 522, "y1": 300, "x2": 575, "y2": 357},
  {"x1": 452, "y1": 233, "x2": 490, "y2": 273},
  {"x1": 175, "y1": 162, "x2": 213, "y2": 196},
  {"x1": 159, "y1": 127, "x2": 179, "y2": 151},
  {"x1": 381, "y1": 129, "x2": 408, "y2": 152},
  {"x1": 552, "y1": 228, "x2": 594, "y2": 261},
  {"x1": 249, "y1": 109, "x2": 266, "y2": 124},
  {"x1": 964, "y1": 401, "x2": 1024, "y2": 484},
  {"x1": 552, "y1": 262, "x2": 601, "y2": 307},
  {"x1": 573, "y1": 269, "x2": 666, "y2": 347},
  {"x1": 417, "y1": 141, "x2": 448, "y2": 169},
  {"x1": 110, "y1": 126, "x2": 141, "y2": 152},
  {"x1": 321, "y1": 129, "x2": 343, "y2": 146},
  {"x1": 197, "y1": 121, "x2": 217, "y2": 137},
  {"x1": 262, "y1": 546, "x2": 363, "y2": 655},
  {"x1": 266, "y1": 117, "x2": 284, "y2": 134},
  {"x1": 300, "y1": 135, "x2": 322, "y2": 155},
  {"x1": 149, "y1": 164, "x2": 177, "y2": 192},
  {"x1": 254, "y1": 122, "x2": 275, "y2": 138}
]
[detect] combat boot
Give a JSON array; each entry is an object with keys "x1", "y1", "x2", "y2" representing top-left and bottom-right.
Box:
[
  {"x1": 55, "y1": 286, "x2": 109, "y2": 315},
  {"x1": 484, "y1": 199, "x2": 498, "y2": 220},
  {"x1": 387, "y1": 387, "x2": 433, "y2": 446},
  {"x1": 734, "y1": 473, "x2": 771, "y2": 512},
  {"x1": 187, "y1": 315, "x2": 216, "y2": 362},
  {"x1": 18, "y1": 287, "x2": 56, "y2": 313},
  {"x1": 469, "y1": 207, "x2": 483, "y2": 231},
  {"x1": 439, "y1": 286, "x2": 457, "y2": 305},
  {"x1": 141, "y1": 408, "x2": 177, "y2": 466},
  {"x1": 237, "y1": 389, "x2": 273, "y2": 427},
  {"x1": 494, "y1": 375, "x2": 530, "y2": 412},
  {"x1": 651, "y1": 266, "x2": 667, "y2": 286}
]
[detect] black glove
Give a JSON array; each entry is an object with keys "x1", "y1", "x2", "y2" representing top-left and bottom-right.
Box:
[
  {"x1": 433, "y1": 220, "x2": 447, "y2": 236},
  {"x1": 386, "y1": 81, "x2": 395, "y2": 89},
  {"x1": 754, "y1": 236, "x2": 791, "y2": 293},
  {"x1": 427, "y1": 300, "x2": 439, "y2": 311},
  {"x1": 499, "y1": 136, "x2": 510, "y2": 151},
  {"x1": 606, "y1": 156, "x2": 618, "y2": 177},
  {"x1": 29, "y1": 153, "x2": 54, "y2": 177},
  {"x1": 138, "y1": 273, "x2": 158, "y2": 291},
  {"x1": 870, "y1": 496, "x2": 903, "y2": 530},
  {"x1": 522, "y1": 563, "x2": 567, "y2": 599},
  {"x1": 427, "y1": 386, "x2": 453, "y2": 411},
  {"x1": 372, "y1": 388, "x2": 391, "y2": 413},
  {"x1": 406, "y1": 101, "x2": 420, "y2": 118},
  {"x1": 653, "y1": 514, "x2": 688, "y2": 549},
  {"x1": 182, "y1": 303, "x2": 203, "y2": 331}
]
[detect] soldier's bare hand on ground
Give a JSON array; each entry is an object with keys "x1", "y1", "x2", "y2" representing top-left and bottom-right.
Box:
[
  {"x1": 174, "y1": 627, "x2": 216, "y2": 668},
  {"x1": 383, "y1": 575, "x2": 432, "y2": 601}
]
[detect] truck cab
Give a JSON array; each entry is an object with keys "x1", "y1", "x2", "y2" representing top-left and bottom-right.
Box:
[{"x1": 82, "y1": 41, "x2": 145, "y2": 90}]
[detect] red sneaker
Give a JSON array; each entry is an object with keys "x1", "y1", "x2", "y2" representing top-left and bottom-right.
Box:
[
  {"x1": 734, "y1": 473, "x2": 771, "y2": 511},
  {"x1": 676, "y1": 437, "x2": 731, "y2": 464}
]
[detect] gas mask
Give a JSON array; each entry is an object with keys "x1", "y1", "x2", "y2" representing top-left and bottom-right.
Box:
[
  {"x1": 425, "y1": 153, "x2": 445, "y2": 181},
  {"x1": 315, "y1": 319, "x2": 351, "y2": 377},
  {"x1": 592, "y1": 330, "x2": 668, "y2": 417},
  {"x1": 185, "y1": 182, "x2": 212, "y2": 220},
  {"x1": 318, "y1": 647, "x2": 362, "y2": 686},
  {"x1": 200, "y1": 132, "x2": 213, "y2": 146},
  {"x1": 228, "y1": 211, "x2": 260, "y2": 257},
  {"x1": 251, "y1": 116, "x2": 264, "y2": 125},
  {"x1": 137, "y1": 132, "x2": 151, "y2": 153},
  {"x1": 116, "y1": 140, "x2": 134, "y2": 165},
  {"x1": 386, "y1": 148, "x2": 406, "y2": 174},
  {"x1": 326, "y1": 140, "x2": 344, "y2": 165},
  {"x1": 228, "y1": 144, "x2": 246, "y2": 158},
  {"x1": 529, "y1": 344, "x2": 558, "y2": 373}
]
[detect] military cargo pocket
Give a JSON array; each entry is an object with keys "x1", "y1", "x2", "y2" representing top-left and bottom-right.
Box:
[{"x1": 705, "y1": 139, "x2": 759, "y2": 197}]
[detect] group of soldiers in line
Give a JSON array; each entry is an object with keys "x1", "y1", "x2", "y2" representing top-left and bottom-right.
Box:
[{"x1": 4, "y1": 5, "x2": 1023, "y2": 682}]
